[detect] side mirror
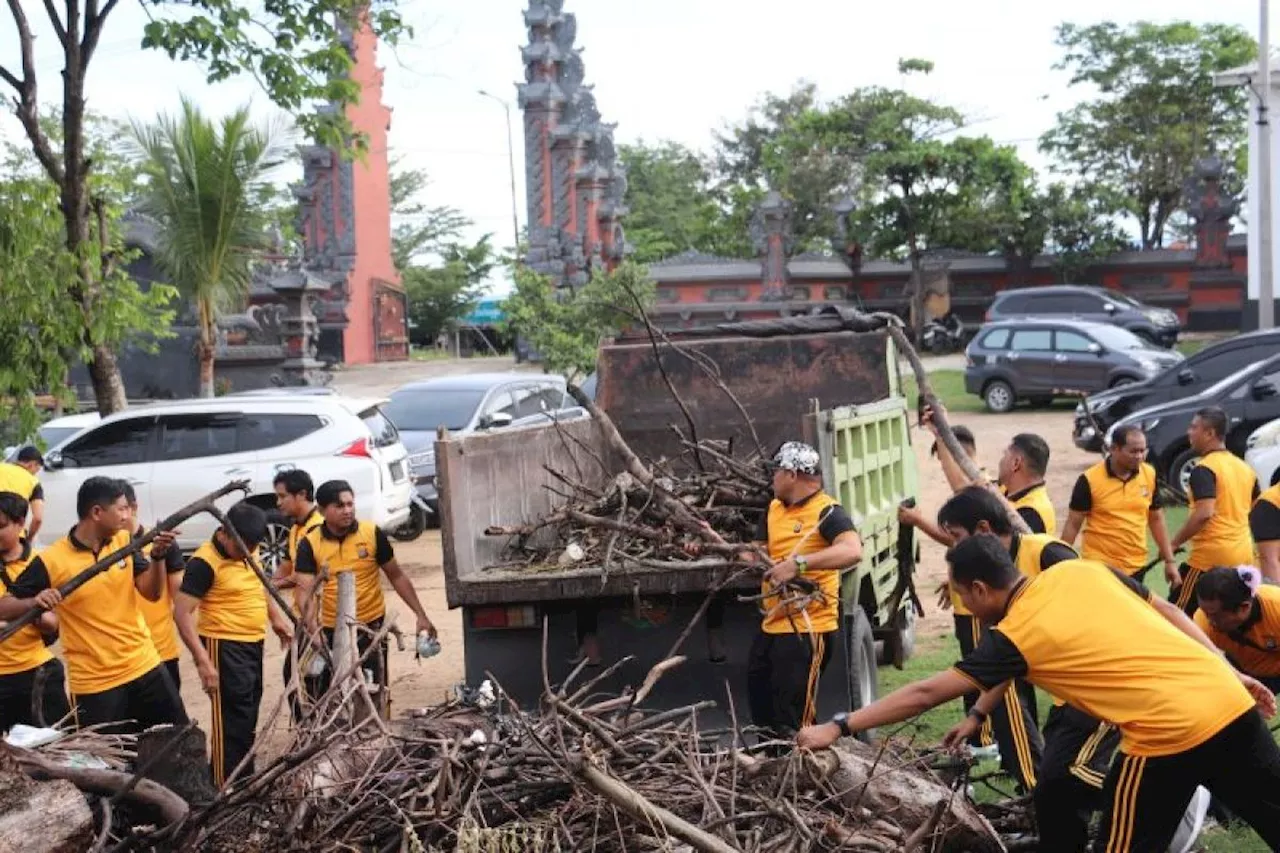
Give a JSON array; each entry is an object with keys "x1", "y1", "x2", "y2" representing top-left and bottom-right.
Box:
[
  {"x1": 1253, "y1": 381, "x2": 1278, "y2": 401},
  {"x1": 1087, "y1": 342, "x2": 1103, "y2": 355},
  {"x1": 1177, "y1": 368, "x2": 1195, "y2": 386},
  {"x1": 483, "y1": 412, "x2": 514, "y2": 430},
  {"x1": 1104, "y1": 302, "x2": 1118, "y2": 313},
  {"x1": 44, "y1": 450, "x2": 64, "y2": 471}
]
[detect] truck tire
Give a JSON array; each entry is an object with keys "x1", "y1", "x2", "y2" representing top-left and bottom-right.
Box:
[
  {"x1": 880, "y1": 605, "x2": 916, "y2": 670},
  {"x1": 845, "y1": 609, "x2": 878, "y2": 743}
]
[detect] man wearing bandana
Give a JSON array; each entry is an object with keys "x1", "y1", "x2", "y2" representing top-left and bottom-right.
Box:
[{"x1": 744, "y1": 442, "x2": 862, "y2": 739}]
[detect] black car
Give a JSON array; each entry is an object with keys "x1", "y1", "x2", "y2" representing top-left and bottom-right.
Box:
[
  {"x1": 986, "y1": 284, "x2": 1181, "y2": 348},
  {"x1": 1109, "y1": 353, "x2": 1280, "y2": 494},
  {"x1": 1073, "y1": 328, "x2": 1280, "y2": 451},
  {"x1": 964, "y1": 319, "x2": 1185, "y2": 413}
]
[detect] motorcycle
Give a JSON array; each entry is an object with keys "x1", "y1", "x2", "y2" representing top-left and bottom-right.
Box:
[
  {"x1": 920, "y1": 312, "x2": 966, "y2": 355},
  {"x1": 390, "y1": 492, "x2": 434, "y2": 542}
]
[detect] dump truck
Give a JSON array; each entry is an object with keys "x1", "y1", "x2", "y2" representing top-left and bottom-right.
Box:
[{"x1": 437, "y1": 314, "x2": 920, "y2": 725}]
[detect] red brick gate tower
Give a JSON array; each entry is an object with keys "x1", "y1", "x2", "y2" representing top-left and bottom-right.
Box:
[{"x1": 517, "y1": 0, "x2": 629, "y2": 288}]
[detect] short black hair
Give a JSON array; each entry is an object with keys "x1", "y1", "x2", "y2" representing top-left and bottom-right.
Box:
[
  {"x1": 273, "y1": 469, "x2": 314, "y2": 501},
  {"x1": 1110, "y1": 424, "x2": 1145, "y2": 449},
  {"x1": 0, "y1": 491, "x2": 29, "y2": 525},
  {"x1": 224, "y1": 501, "x2": 269, "y2": 549},
  {"x1": 1196, "y1": 567, "x2": 1254, "y2": 610},
  {"x1": 1010, "y1": 433, "x2": 1050, "y2": 477},
  {"x1": 946, "y1": 533, "x2": 1022, "y2": 589},
  {"x1": 937, "y1": 485, "x2": 1013, "y2": 536},
  {"x1": 77, "y1": 476, "x2": 127, "y2": 520},
  {"x1": 930, "y1": 425, "x2": 976, "y2": 458},
  {"x1": 15, "y1": 446, "x2": 42, "y2": 465},
  {"x1": 315, "y1": 479, "x2": 354, "y2": 508},
  {"x1": 121, "y1": 480, "x2": 138, "y2": 505},
  {"x1": 1194, "y1": 406, "x2": 1229, "y2": 439}
]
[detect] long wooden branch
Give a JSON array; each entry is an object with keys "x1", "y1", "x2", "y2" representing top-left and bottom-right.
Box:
[
  {"x1": 14, "y1": 747, "x2": 189, "y2": 828},
  {"x1": 0, "y1": 481, "x2": 251, "y2": 643},
  {"x1": 41, "y1": 0, "x2": 68, "y2": 45}
]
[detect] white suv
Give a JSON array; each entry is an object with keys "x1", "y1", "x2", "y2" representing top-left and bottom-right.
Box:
[{"x1": 36, "y1": 394, "x2": 413, "y2": 569}]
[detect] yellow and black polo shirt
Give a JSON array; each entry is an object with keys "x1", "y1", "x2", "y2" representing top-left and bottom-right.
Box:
[
  {"x1": 1010, "y1": 532, "x2": 1077, "y2": 579},
  {"x1": 0, "y1": 538, "x2": 52, "y2": 677},
  {"x1": 1004, "y1": 482, "x2": 1056, "y2": 535},
  {"x1": 1193, "y1": 584, "x2": 1280, "y2": 678},
  {"x1": 755, "y1": 491, "x2": 857, "y2": 635},
  {"x1": 9, "y1": 528, "x2": 159, "y2": 695},
  {"x1": 295, "y1": 521, "x2": 395, "y2": 628},
  {"x1": 1069, "y1": 459, "x2": 1161, "y2": 574},
  {"x1": 179, "y1": 537, "x2": 267, "y2": 643},
  {"x1": 1187, "y1": 449, "x2": 1260, "y2": 570},
  {"x1": 1252, "y1": 483, "x2": 1280, "y2": 544},
  {"x1": 288, "y1": 507, "x2": 323, "y2": 564},
  {"x1": 131, "y1": 525, "x2": 184, "y2": 662},
  {"x1": 953, "y1": 559, "x2": 1254, "y2": 757},
  {"x1": 0, "y1": 463, "x2": 41, "y2": 502}
]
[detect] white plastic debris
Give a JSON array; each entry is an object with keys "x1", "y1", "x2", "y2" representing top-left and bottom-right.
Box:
[
  {"x1": 476, "y1": 679, "x2": 496, "y2": 708},
  {"x1": 467, "y1": 729, "x2": 488, "y2": 746},
  {"x1": 4, "y1": 724, "x2": 61, "y2": 748},
  {"x1": 557, "y1": 542, "x2": 586, "y2": 566}
]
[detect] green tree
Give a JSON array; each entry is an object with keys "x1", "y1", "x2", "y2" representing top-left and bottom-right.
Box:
[
  {"x1": 618, "y1": 141, "x2": 743, "y2": 261},
  {"x1": 1, "y1": 0, "x2": 407, "y2": 413},
  {"x1": 1040, "y1": 21, "x2": 1255, "y2": 249},
  {"x1": 130, "y1": 97, "x2": 289, "y2": 397},
  {"x1": 502, "y1": 262, "x2": 654, "y2": 381},
  {"x1": 389, "y1": 158, "x2": 471, "y2": 269},
  {"x1": 404, "y1": 236, "x2": 497, "y2": 346}
]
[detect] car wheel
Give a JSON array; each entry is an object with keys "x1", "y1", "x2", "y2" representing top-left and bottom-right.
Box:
[
  {"x1": 845, "y1": 609, "x2": 878, "y2": 743},
  {"x1": 1110, "y1": 376, "x2": 1139, "y2": 389},
  {"x1": 259, "y1": 510, "x2": 290, "y2": 577},
  {"x1": 1169, "y1": 447, "x2": 1201, "y2": 499},
  {"x1": 983, "y1": 380, "x2": 1015, "y2": 413}
]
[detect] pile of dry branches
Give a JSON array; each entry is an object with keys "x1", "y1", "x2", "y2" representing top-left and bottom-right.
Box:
[{"x1": 5, "y1": 641, "x2": 1009, "y2": 853}]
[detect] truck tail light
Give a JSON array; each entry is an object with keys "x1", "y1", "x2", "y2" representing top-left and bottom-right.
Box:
[
  {"x1": 470, "y1": 605, "x2": 539, "y2": 630},
  {"x1": 337, "y1": 438, "x2": 372, "y2": 459}
]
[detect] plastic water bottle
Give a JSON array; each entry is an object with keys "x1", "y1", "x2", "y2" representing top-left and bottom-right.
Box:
[{"x1": 417, "y1": 631, "x2": 441, "y2": 659}]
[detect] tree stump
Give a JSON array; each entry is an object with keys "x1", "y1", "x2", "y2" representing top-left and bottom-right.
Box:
[
  {"x1": 137, "y1": 724, "x2": 216, "y2": 807},
  {"x1": 0, "y1": 748, "x2": 93, "y2": 853}
]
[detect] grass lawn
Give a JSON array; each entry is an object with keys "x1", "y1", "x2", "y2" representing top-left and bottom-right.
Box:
[
  {"x1": 881, "y1": 503, "x2": 1270, "y2": 847},
  {"x1": 901, "y1": 369, "x2": 987, "y2": 414}
]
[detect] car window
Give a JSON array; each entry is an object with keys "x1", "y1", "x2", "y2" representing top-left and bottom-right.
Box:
[
  {"x1": 1055, "y1": 331, "x2": 1094, "y2": 352},
  {"x1": 1064, "y1": 294, "x2": 1103, "y2": 312},
  {"x1": 979, "y1": 328, "x2": 1010, "y2": 349},
  {"x1": 1029, "y1": 295, "x2": 1071, "y2": 313},
  {"x1": 1189, "y1": 347, "x2": 1254, "y2": 384},
  {"x1": 239, "y1": 414, "x2": 324, "y2": 452},
  {"x1": 481, "y1": 390, "x2": 517, "y2": 420},
  {"x1": 997, "y1": 294, "x2": 1030, "y2": 314},
  {"x1": 158, "y1": 414, "x2": 240, "y2": 460},
  {"x1": 524, "y1": 384, "x2": 568, "y2": 415},
  {"x1": 39, "y1": 426, "x2": 84, "y2": 449},
  {"x1": 384, "y1": 388, "x2": 486, "y2": 431},
  {"x1": 61, "y1": 417, "x2": 156, "y2": 468},
  {"x1": 360, "y1": 407, "x2": 401, "y2": 448},
  {"x1": 508, "y1": 386, "x2": 545, "y2": 419},
  {"x1": 1010, "y1": 330, "x2": 1053, "y2": 351}
]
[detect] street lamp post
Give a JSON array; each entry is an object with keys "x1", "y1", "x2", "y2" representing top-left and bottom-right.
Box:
[
  {"x1": 478, "y1": 89, "x2": 521, "y2": 253},
  {"x1": 1261, "y1": 0, "x2": 1275, "y2": 329}
]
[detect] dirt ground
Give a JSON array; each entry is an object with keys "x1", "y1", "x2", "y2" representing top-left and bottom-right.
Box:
[{"x1": 172, "y1": 405, "x2": 1094, "y2": 742}]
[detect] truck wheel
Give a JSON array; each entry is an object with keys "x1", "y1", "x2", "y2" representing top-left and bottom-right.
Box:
[
  {"x1": 845, "y1": 609, "x2": 879, "y2": 743},
  {"x1": 880, "y1": 606, "x2": 916, "y2": 670},
  {"x1": 983, "y1": 380, "x2": 1015, "y2": 413}
]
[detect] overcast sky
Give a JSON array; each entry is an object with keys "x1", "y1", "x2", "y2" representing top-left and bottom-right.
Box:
[{"x1": 0, "y1": 0, "x2": 1265, "y2": 294}]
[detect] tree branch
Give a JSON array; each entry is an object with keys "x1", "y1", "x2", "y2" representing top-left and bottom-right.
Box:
[
  {"x1": 4, "y1": 0, "x2": 65, "y2": 185},
  {"x1": 0, "y1": 64, "x2": 19, "y2": 91},
  {"x1": 41, "y1": 0, "x2": 68, "y2": 46},
  {"x1": 82, "y1": 0, "x2": 119, "y2": 60}
]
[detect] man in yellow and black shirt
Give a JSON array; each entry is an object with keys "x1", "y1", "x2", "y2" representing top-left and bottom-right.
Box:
[
  {"x1": 293, "y1": 480, "x2": 436, "y2": 708},
  {"x1": 0, "y1": 492, "x2": 69, "y2": 732},
  {"x1": 175, "y1": 502, "x2": 289, "y2": 787},
  {"x1": 1196, "y1": 566, "x2": 1280, "y2": 693},
  {"x1": 797, "y1": 534, "x2": 1280, "y2": 853},
  {"x1": 935, "y1": 485, "x2": 1079, "y2": 794},
  {"x1": 1170, "y1": 407, "x2": 1260, "y2": 615},
  {"x1": 121, "y1": 482, "x2": 185, "y2": 690},
  {"x1": 271, "y1": 468, "x2": 324, "y2": 718},
  {"x1": 0, "y1": 477, "x2": 185, "y2": 732},
  {"x1": 744, "y1": 441, "x2": 861, "y2": 739},
  {"x1": 1251, "y1": 482, "x2": 1280, "y2": 582},
  {"x1": 0, "y1": 447, "x2": 45, "y2": 541},
  {"x1": 997, "y1": 433, "x2": 1056, "y2": 534},
  {"x1": 1061, "y1": 424, "x2": 1175, "y2": 582}
]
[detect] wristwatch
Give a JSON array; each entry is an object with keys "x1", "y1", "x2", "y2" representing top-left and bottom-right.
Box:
[
  {"x1": 831, "y1": 711, "x2": 853, "y2": 737},
  {"x1": 967, "y1": 707, "x2": 988, "y2": 724},
  {"x1": 794, "y1": 554, "x2": 809, "y2": 574}
]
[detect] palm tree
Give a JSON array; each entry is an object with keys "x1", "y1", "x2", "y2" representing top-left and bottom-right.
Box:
[{"x1": 130, "y1": 97, "x2": 289, "y2": 397}]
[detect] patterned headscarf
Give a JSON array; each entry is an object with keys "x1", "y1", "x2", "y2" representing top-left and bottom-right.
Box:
[{"x1": 772, "y1": 441, "x2": 821, "y2": 475}]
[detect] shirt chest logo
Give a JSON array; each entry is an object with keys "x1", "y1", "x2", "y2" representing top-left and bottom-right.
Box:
[
  {"x1": 357, "y1": 545, "x2": 370, "y2": 559},
  {"x1": 792, "y1": 522, "x2": 803, "y2": 534},
  {"x1": 1265, "y1": 636, "x2": 1277, "y2": 651}
]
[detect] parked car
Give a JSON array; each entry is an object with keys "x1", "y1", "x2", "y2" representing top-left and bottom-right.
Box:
[
  {"x1": 384, "y1": 373, "x2": 587, "y2": 519},
  {"x1": 1107, "y1": 352, "x2": 1280, "y2": 495},
  {"x1": 963, "y1": 319, "x2": 1184, "y2": 413},
  {"x1": 985, "y1": 284, "x2": 1181, "y2": 347},
  {"x1": 3, "y1": 411, "x2": 101, "y2": 461},
  {"x1": 1073, "y1": 329, "x2": 1280, "y2": 452},
  {"x1": 36, "y1": 394, "x2": 414, "y2": 572},
  {"x1": 1246, "y1": 418, "x2": 1280, "y2": 488}
]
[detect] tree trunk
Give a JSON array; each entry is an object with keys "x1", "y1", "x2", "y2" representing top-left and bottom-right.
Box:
[
  {"x1": 199, "y1": 313, "x2": 216, "y2": 398},
  {"x1": 88, "y1": 344, "x2": 128, "y2": 414},
  {"x1": 0, "y1": 751, "x2": 94, "y2": 853}
]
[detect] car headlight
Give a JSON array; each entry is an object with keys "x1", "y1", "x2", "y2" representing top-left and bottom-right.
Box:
[
  {"x1": 1136, "y1": 360, "x2": 1161, "y2": 373},
  {"x1": 1075, "y1": 401, "x2": 1085, "y2": 415}
]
